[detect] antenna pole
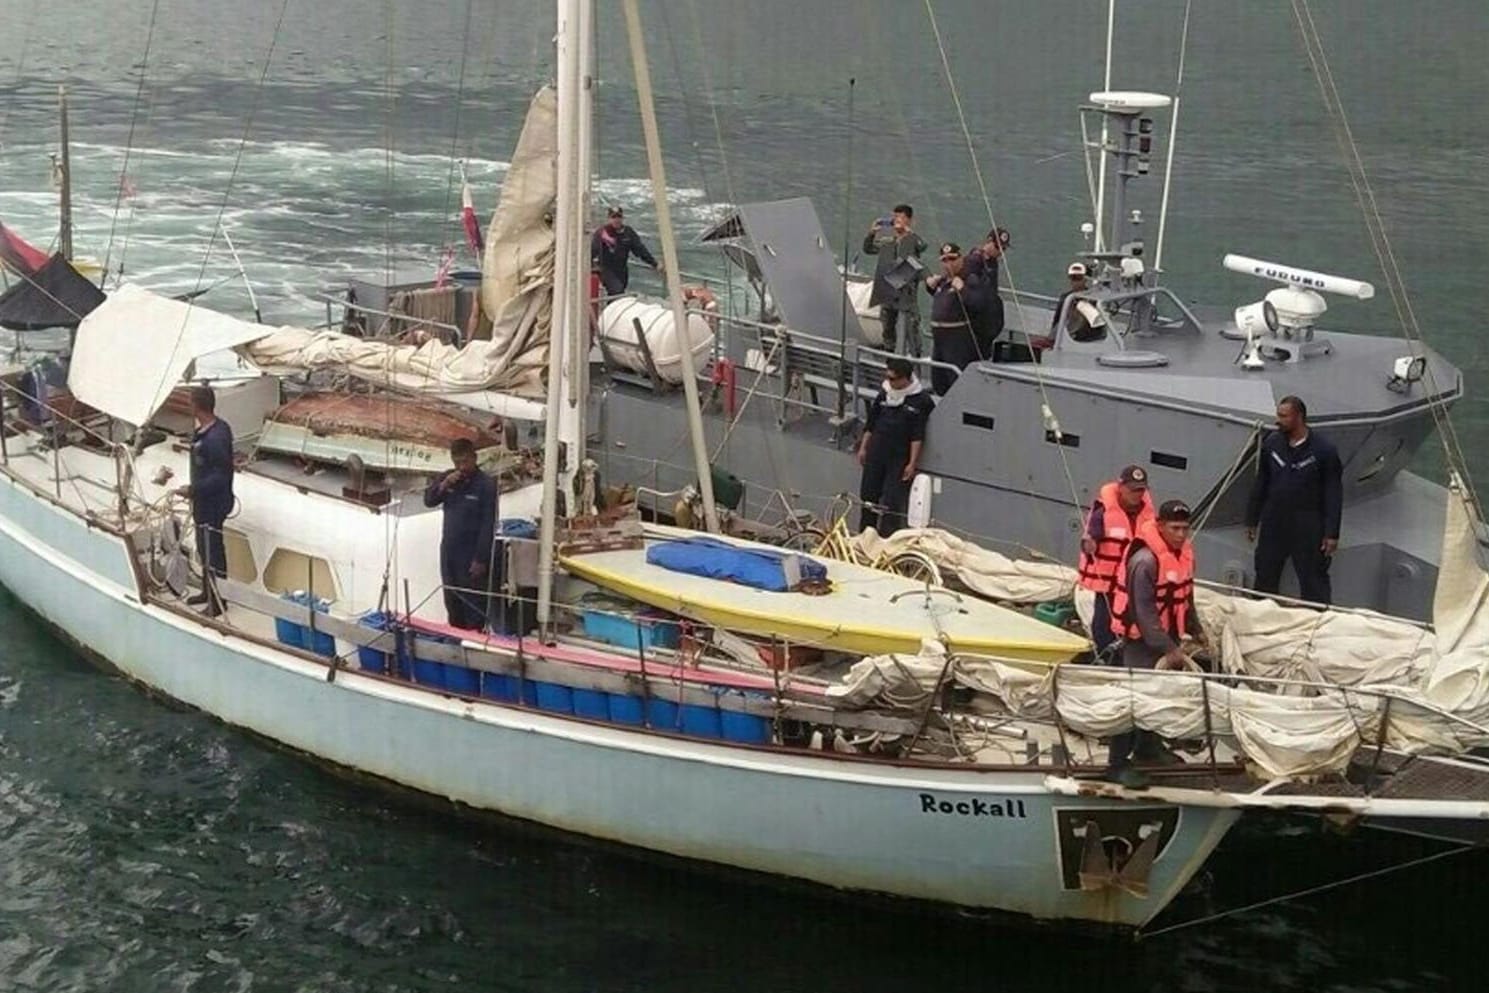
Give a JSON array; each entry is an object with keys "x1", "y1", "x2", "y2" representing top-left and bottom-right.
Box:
[
  {"x1": 621, "y1": 0, "x2": 718, "y2": 532},
  {"x1": 835, "y1": 76, "x2": 856, "y2": 423},
  {"x1": 1092, "y1": 0, "x2": 1116, "y2": 253},
  {"x1": 58, "y1": 85, "x2": 74, "y2": 261},
  {"x1": 1154, "y1": 0, "x2": 1192, "y2": 275},
  {"x1": 221, "y1": 227, "x2": 262, "y2": 323}
]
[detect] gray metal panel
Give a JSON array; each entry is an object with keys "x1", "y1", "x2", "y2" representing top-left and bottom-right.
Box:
[
  {"x1": 984, "y1": 363, "x2": 1280, "y2": 421},
  {"x1": 735, "y1": 198, "x2": 854, "y2": 339}
]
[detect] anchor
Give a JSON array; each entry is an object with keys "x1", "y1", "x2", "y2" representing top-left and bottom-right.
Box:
[{"x1": 1075, "y1": 818, "x2": 1166, "y2": 898}]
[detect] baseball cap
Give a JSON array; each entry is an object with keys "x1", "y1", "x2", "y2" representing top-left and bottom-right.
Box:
[
  {"x1": 1158, "y1": 499, "x2": 1192, "y2": 522},
  {"x1": 1067, "y1": 261, "x2": 1087, "y2": 277},
  {"x1": 1118, "y1": 465, "x2": 1148, "y2": 489},
  {"x1": 985, "y1": 226, "x2": 1011, "y2": 248}
]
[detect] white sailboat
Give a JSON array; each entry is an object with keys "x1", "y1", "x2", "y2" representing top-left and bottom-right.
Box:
[{"x1": 3, "y1": 0, "x2": 1489, "y2": 935}]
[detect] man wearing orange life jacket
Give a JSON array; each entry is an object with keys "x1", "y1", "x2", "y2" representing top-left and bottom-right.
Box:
[
  {"x1": 1078, "y1": 464, "x2": 1157, "y2": 660},
  {"x1": 1104, "y1": 499, "x2": 1207, "y2": 786}
]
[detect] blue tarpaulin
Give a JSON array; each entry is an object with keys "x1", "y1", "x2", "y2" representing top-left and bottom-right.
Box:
[{"x1": 645, "y1": 537, "x2": 826, "y2": 592}]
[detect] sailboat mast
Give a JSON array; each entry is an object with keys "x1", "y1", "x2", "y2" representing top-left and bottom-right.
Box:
[
  {"x1": 620, "y1": 0, "x2": 719, "y2": 533},
  {"x1": 58, "y1": 85, "x2": 74, "y2": 261},
  {"x1": 536, "y1": 0, "x2": 582, "y2": 632},
  {"x1": 565, "y1": 0, "x2": 594, "y2": 460}
]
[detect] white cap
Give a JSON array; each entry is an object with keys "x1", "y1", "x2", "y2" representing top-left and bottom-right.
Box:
[{"x1": 1067, "y1": 262, "x2": 1087, "y2": 277}]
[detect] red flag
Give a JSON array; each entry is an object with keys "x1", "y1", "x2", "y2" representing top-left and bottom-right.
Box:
[
  {"x1": 461, "y1": 178, "x2": 484, "y2": 256},
  {"x1": 0, "y1": 221, "x2": 49, "y2": 276}
]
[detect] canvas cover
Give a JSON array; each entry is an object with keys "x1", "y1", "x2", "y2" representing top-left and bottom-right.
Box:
[
  {"x1": 645, "y1": 536, "x2": 826, "y2": 593},
  {"x1": 68, "y1": 284, "x2": 274, "y2": 425},
  {"x1": 0, "y1": 252, "x2": 105, "y2": 330},
  {"x1": 833, "y1": 481, "x2": 1489, "y2": 780}
]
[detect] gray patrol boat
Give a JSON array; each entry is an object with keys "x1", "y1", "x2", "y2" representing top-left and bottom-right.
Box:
[
  {"x1": 589, "y1": 89, "x2": 1460, "y2": 621},
  {"x1": 345, "y1": 89, "x2": 1461, "y2": 621}
]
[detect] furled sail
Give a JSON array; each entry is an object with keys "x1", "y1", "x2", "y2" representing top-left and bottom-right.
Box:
[
  {"x1": 834, "y1": 481, "x2": 1489, "y2": 779},
  {"x1": 240, "y1": 87, "x2": 558, "y2": 398}
]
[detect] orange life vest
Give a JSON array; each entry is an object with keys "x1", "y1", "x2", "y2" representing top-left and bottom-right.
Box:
[
  {"x1": 1109, "y1": 520, "x2": 1194, "y2": 642},
  {"x1": 1077, "y1": 482, "x2": 1156, "y2": 594}
]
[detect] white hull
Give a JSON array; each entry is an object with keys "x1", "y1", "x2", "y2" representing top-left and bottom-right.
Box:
[{"x1": 0, "y1": 471, "x2": 1236, "y2": 927}]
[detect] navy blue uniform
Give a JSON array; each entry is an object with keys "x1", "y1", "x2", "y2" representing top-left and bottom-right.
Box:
[
  {"x1": 425, "y1": 470, "x2": 500, "y2": 629},
  {"x1": 590, "y1": 224, "x2": 657, "y2": 298},
  {"x1": 925, "y1": 276, "x2": 990, "y2": 396},
  {"x1": 859, "y1": 384, "x2": 934, "y2": 536},
  {"x1": 963, "y1": 249, "x2": 1005, "y2": 356},
  {"x1": 1246, "y1": 430, "x2": 1343, "y2": 605},
  {"x1": 189, "y1": 417, "x2": 235, "y2": 584}
]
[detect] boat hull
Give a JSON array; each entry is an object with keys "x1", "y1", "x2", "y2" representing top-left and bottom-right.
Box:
[{"x1": 0, "y1": 473, "x2": 1235, "y2": 927}]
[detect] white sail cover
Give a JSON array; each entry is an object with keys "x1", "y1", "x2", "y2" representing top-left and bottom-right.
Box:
[
  {"x1": 240, "y1": 87, "x2": 559, "y2": 398},
  {"x1": 832, "y1": 481, "x2": 1489, "y2": 780},
  {"x1": 851, "y1": 527, "x2": 1078, "y2": 604},
  {"x1": 68, "y1": 284, "x2": 274, "y2": 426}
]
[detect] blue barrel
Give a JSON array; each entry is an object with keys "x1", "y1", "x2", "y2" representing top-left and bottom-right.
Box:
[
  {"x1": 481, "y1": 672, "x2": 519, "y2": 702},
  {"x1": 305, "y1": 622, "x2": 335, "y2": 659},
  {"x1": 444, "y1": 665, "x2": 480, "y2": 696},
  {"x1": 646, "y1": 698, "x2": 680, "y2": 730},
  {"x1": 608, "y1": 694, "x2": 645, "y2": 725},
  {"x1": 534, "y1": 682, "x2": 573, "y2": 714},
  {"x1": 680, "y1": 704, "x2": 723, "y2": 739},
  {"x1": 356, "y1": 611, "x2": 393, "y2": 673},
  {"x1": 411, "y1": 631, "x2": 459, "y2": 689},
  {"x1": 275, "y1": 591, "x2": 308, "y2": 649},
  {"x1": 413, "y1": 660, "x2": 447, "y2": 688},
  {"x1": 572, "y1": 689, "x2": 609, "y2": 720},
  {"x1": 721, "y1": 711, "x2": 771, "y2": 744}
]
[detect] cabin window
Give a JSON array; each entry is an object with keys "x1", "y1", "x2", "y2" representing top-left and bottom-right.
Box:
[
  {"x1": 1045, "y1": 430, "x2": 1079, "y2": 448},
  {"x1": 222, "y1": 527, "x2": 258, "y2": 583},
  {"x1": 263, "y1": 548, "x2": 339, "y2": 603},
  {"x1": 1150, "y1": 451, "x2": 1188, "y2": 471},
  {"x1": 962, "y1": 412, "x2": 996, "y2": 431}
]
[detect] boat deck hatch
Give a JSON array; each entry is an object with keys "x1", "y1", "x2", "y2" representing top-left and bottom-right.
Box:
[{"x1": 1097, "y1": 350, "x2": 1168, "y2": 368}]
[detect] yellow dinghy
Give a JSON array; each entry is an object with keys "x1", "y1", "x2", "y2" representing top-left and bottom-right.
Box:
[{"x1": 559, "y1": 525, "x2": 1089, "y2": 664}]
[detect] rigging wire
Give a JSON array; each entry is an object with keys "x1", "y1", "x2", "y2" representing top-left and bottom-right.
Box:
[
  {"x1": 101, "y1": 0, "x2": 161, "y2": 285},
  {"x1": 1138, "y1": 841, "x2": 1477, "y2": 940},
  {"x1": 0, "y1": 2, "x2": 40, "y2": 146},
  {"x1": 682, "y1": 0, "x2": 739, "y2": 212},
  {"x1": 382, "y1": 0, "x2": 396, "y2": 294},
  {"x1": 113, "y1": 83, "x2": 161, "y2": 287},
  {"x1": 919, "y1": 0, "x2": 1084, "y2": 517},
  {"x1": 656, "y1": 2, "x2": 720, "y2": 215},
  {"x1": 1152, "y1": 0, "x2": 1192, "y2": 274},
  {"x1": 1289, "y1": 0, "x2": 1481, "y2": 517},
  {"x1": 438, "y1": 0, "x2": 476, "y2": 259},
  {"x1": 140, "y1": 0, "x2": 291, "y2": 429}
]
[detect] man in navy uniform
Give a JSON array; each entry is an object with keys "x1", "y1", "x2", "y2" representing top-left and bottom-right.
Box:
[
  {"x1": 857, "y1": 357, "x2": 934, "y2": 536},
  {"x1": 425, "y1": 437, "x2": 500, "y2": 630},
  {"x1": 176, "y1": 385, "x2": 235, "y2": 617},
  {"x1": 590, "y1": 206, "x2": 659, "y2": 298},
  {"x1": 1245, "y1": 395, "x2": 1343, "y2": 605}
]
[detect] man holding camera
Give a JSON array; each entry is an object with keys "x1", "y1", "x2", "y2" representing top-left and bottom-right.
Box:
[{"x1": 862, "y1": 204, "x2": 927, "y2": 357}]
